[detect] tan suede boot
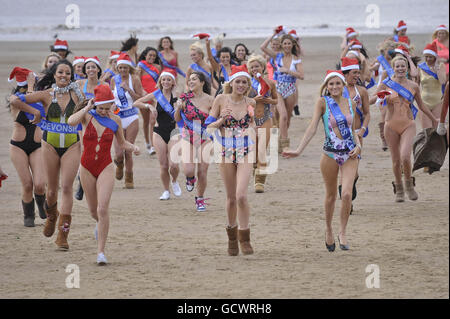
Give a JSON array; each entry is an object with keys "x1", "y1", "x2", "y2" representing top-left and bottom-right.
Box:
[
  {"x1": 43, "y1": 201, "x2": 59, "y2": 237},
  {"x1": 114, "y1": 159, "x2": 124, "y2": 180},
  {"x1": 404, "y1": 177, "x2": 418, "y2": 201},
  {"x1": 392, "y1": 181, "x2": 405, "y2": 202},
  {"x1": 55, "y1": 214, "x2": 71, "y2": 250},
  {"x1": 254, "y1": 174, "x2": 267, "y2": 193},
  {"x1": 238, "y1": 228, "x2": 254, "y2": 255},
  {"x1": 124, "y1": 172, "x2": 134, "y2": 189},
  {"x1": 226, "y1": 225, "x2": 239, "y2": 256},
  {"x1": 378, "y1": 122, "x2": 388, "y2": 151}
]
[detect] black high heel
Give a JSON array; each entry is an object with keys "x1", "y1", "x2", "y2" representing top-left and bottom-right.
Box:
[
  {"x1": 338, "y1": 234, "x2": 350, "y2": 251},
  {"x1": 325, "y1": 233, "x2": 335, "y2": 252}
]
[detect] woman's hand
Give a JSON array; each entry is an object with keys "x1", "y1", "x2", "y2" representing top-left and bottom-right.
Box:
[
  {"x1": 86, "y1": 98, "x2": 95, "y2": 111},
  {"x1": 219, "y1": 106, "x2": 232, "y2": 118},
  {"x1": 133, "y1": 145, "x2": 140, "y2": 156},
  {"x1": 281, "y1": 149, "x2": 300, "y2": 158},
  {"x1": 30, "y1": 109, "x2": 42, "y2": 125},
  {"x1": 349, "y1": 144, "x2": 361, "y2": 158}
]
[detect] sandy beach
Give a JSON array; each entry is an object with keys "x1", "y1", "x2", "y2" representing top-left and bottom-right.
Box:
[{"x1": 0, "y1": 34, "x2": 448, "y2": 299}]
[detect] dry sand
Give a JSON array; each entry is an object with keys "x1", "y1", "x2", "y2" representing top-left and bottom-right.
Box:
[{"x1": 0, "y1": 34, "x2": 448, "y2": 299}]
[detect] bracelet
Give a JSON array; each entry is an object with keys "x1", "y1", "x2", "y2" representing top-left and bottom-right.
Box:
[{"x1": 361, "y1": 126, "x2": 367, "y2": 131}]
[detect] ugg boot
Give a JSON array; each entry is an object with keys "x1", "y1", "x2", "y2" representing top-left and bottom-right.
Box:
[
  {"x1": 43, "y1": 201, "x2": 59, "y2": 237},
  {"x1": 379, "y1": 122, "x2": 388, "y2": 151},
  {"x1": 124, "y1": 172, "x2": 134, "y2": 189},
  {"x1": 392, "y1": 181, "x2": 405, "y2": 203},
  {"x1": 238, "y1": 228, "x2": 254, "y2": 255},
  {"x1": 22, "y1": 199, "x2": 35, "y2": 227},
  {"x1": 55, "y1": 214, "x2": 71, "y2": 250},
  {"x1": 226, "y1": 225, "x2": 239, "y2": 256},
  {"x1": 114, "y1": 159, "x2": 124, "y2": 180},
  {"x1": 404, "y1": 177, "x2": 418, "y2": 201},
  {"x1": 254, "y1": 174, "x2": 267, "y2": 193},
  {"x1": 34, "y1": 193, "x2": 46, "y2": 219}
]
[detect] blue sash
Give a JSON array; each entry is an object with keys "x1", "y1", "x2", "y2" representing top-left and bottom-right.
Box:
[
  {"x1": 342, "y1": 87, "x2": 368, "y2": 138},
  {"x1": 418, "y1": 62, "x2": 438, "y2": 80},
  {"x1": 377, "y1": 55, "x2": 394, "y2": 78},
  {"x1": 203, "y1": 115, "x2": 254, "y2": 147},
  {"x1": 138, "y1": 61, "x2": 159, "y2": 83},
  {"x1": 190, "y1": 63, "x2": 211, "y2": 79},
  {"x1": 211, "y1": 48, "x2": 220, "y2": 62},
  {"x1": 89, "y1": 109, "x2": 118, "y2": 133},
  {"x1": 118, "y1": 107, "x2": 138, "y2": 118},
  {"x1": 40, "y1": 120, "x2": 80, "y2": 134},
  {"x1": 382, "y1": 78, "x2": 418, "y2": 119},
  {"x1": 15, "y1": 93, "x2": 46, "y2": 127},
  {"x1": 393, "y1": 35, "x2": 399, "y2": 42},
  {"x1": 114, "y1": 74, "x2": 130, "y2": 109},
  {"x1": 153, "y1": 89, "x2": 183, "y2": 127},
  {"x1": 105, "y1": 68, "x2": 116, "y2": 77},
  {"x1": 83, "y1": 80, "x2": 99, "y2": 100},
  {"x1": 365, "y1": 77, "x2": 376, "y2": 89},
  {"x1": 324, "y1": 96, "x2": 356, "y2": 150},
  {"x1": 74, "y1": 74, "x2": 86, "y2": 81},
  {"x1": 270, "y1": 58, "x2": 278, "y2": 81},
  {"x1": 220, "y1": 65, "x2": 229, "y2": 82},
  {"x1": 158, "y1": 52, "x2": 186, "y2": 77}
]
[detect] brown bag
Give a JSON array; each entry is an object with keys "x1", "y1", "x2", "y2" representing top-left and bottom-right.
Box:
[{"x1": 413, "y1": 128, "x2": 448, "y2": 174}]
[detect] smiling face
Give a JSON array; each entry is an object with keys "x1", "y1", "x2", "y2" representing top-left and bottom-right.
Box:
[
  {"x1": 282, "y1": 38, "x2": 293, "y2": 54},
  {"x1": 162, "y1": 38, "x2": 172, "y2": 50},
  {"x1": 235, "y1": 45, "x2": 246, "y2": 60},
  {"x1": 326, "y1": 77, "x2": 344, "y2": 96},
  {"x1": 424, "y1": 54, "x2": 437, "y2": 65},
  {"x1": 96, "y1": 102, "x2": 113, "y2": 116},
  {"x1": 160, "y1": 74, "x2": 175, "y2": 90},
  {"x1": 117, "y1": 64, "x2": 130, "y2": 76},
  {"x1": 393, "y1": 58, "x2": 407, "y2": 78},
  {"x1": 145, "y1": 50, "x2": 157, "y2": 64},
  {"x1": 271, "y1": 38, "x2": 281, "y2": 51},
  {"x1": 345, "y1": 69, "x2": 360, "y2": 85},
  {"x1": 47, "y1": 56, "x2": 60, "y2": 69},
  {"x1": 231, "y1": 76, "x2": 250, "y2": 95},
  {"x1": 190, "y1": 49, "x2": 202, "y2": 63},
  {"x1": 437, "y1": 30, "x2": 448, "y2": 42},
  {"x1": 248, "y1": 60, "x2": 263, "y2": 77},
  {"x1": 74, "y1": 63, "x2": 84, "y2": 76},
  {"x1": 220, "y1": 52, "x2": 231, "y2": 66},
  {"x1": 85, "y1": 62, "x2": 99, "y2": 78},
  {"x1": 188, "y1": 73, "x2": 203, "y2": 92},
  {"x1": 54, "y1": 63, "x2": 72, "y2": 87}
]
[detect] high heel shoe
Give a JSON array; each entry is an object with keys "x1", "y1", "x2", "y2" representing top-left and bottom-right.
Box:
[
  {"x1": 325, "y1": 233, "x2": 335, "y2": 252},
  {"x1": 338, "y1": 234, "x2": 350, "y2": 251}
]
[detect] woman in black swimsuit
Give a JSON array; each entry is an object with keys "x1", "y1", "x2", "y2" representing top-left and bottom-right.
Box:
[
  {"x1": 8, "y1": 68, "x2": 46, "y2": 227},
  {"x1": 134, "y1": 72, "x2": 182, "y2": 200}
]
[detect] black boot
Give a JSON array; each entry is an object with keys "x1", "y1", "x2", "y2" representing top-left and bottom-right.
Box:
[
  {"x1": 74, "y1": 175, "x2": 84, "y2": 201},
  {"x1": 34, "y1": 193, "x2": 46, "y2": 219},
  {"x1": 22, "y1": 199, "x2": 35, "y2": 227},
  {"x1": 352, "y1": 176, "x2": 359, "y2": 201}
]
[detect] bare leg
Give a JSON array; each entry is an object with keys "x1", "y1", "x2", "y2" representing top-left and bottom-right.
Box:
[
  {"x1": 59, "y1": 143, "x2": 81, "y2": 216},
  {"x1": 399, "y1": 123, "x2": 416, "y2": 181},
  {"x1": 320, "y1": 154, "x2": 339, "y2": 245},
  {"x1": 10, "y1": 145, "x2": 35, "y2": 203},
  {"x1": 384, "y1": 124, "x2": 402, "y2": 184},
  {"x1": 123, "y1": 119, "x2": 139, "y2": 174},
  {"x1": 219, "y1": 163, "x2": 237, "y2": 226},
  {"x1": 95, "y1": 164, "x2": 114, "y2": 254},
  {"x1": 153, "y1": 133, "x2": 171, "y2": 191},
  {"x1": 338, "y1": 158, "x2": 359, "y2": 245},
  {"x1": 235, "y1": 162, "x2": 253, "y2": 229}
]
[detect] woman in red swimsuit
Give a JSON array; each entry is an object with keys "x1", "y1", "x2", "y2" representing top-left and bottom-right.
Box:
[
  {"x1": 158, "y1": 36, "x2": 180, "y2": 80},
  {"x1": 68, "y1": 84, "x2": 140, "y2": 265},
  {"x1": 432, "y1": 25, "x2": 449, "y2": 74}
]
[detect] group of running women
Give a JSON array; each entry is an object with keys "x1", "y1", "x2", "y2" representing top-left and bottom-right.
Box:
[{"x1": 3, "y1": 22, "x2": 449, "y2": 264}]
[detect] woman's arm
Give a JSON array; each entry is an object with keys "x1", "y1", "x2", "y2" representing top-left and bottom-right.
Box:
[
  {"x1": 282, "y1": 97, "x2": 325, "y2": 158},
  {"x1": 68, "y1": 98, "x2": 94, "y2": 126},
  {"x1": 358, "y1": 87, "x2": 371, "y2": 139},
  {"x1": 133, "y1": 93, "x2": 157, "y2": 113},
  {"x1": 173, "y1": 99, "x2": 185, "y2": 122},
  {"x1": 206, "y1": 95, "x2": 229, "y2": 130},
  {"x1": 130, "y1": 75, "x2": 145, "y2": 100},
  {"x1": 349, "y1": 100, "x2": 362, "y2": 158},
  {"x1": 205, "y1": 38, "x2": 220, "y2": 73},
  {"x1": 9, "y1": 90, "x2": 50, "y2": 124},
  {"x1": 260, "y1": 33, "x2": 277, "y2": 59},
  {"x1": 413, "y1": 82, "x2": 438, "y2": 125}
]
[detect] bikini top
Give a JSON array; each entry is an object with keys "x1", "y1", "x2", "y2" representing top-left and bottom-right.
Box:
[
  {"x1": 47, "y1": 91, "x2": 76, "y2": 119},
  {"x1": 222, "y1": 97, "x2": 253, "y2": 129},
  {"x1": 83, "y1": 80, "x2": 99, "y2": 99}
]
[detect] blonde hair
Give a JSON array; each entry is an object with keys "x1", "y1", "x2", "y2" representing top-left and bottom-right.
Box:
[
  {"x1": 319, "y1": 76, "x2": 346, "y2": 97},
  {"x1": 391, "y1": 55, "x2": 408, "y2": 68},
  {"x1": 223, "y1": 77, "x2": 252, "y2": 95},
  {"x1": 156, "y1": 72, "x2": 176, "y2": 91},
  {"x1": 42, "y1": 52, "x2": 61, "y2": 70},
  {"x1": 213, "y1": 33, "x2": 225, "y2": 46},
  {"x1": 432, "y1": 29, "x2": 449, "y2": 41},
  {"x1": 189, "y1": 41, "x2": 205, "y2": 59},
  {"x1": 246, "y1": 54, "x2": 267, "y2": 74},
  {"x1": 117, "y1": 63, "x2": 136, "y2": 75}
]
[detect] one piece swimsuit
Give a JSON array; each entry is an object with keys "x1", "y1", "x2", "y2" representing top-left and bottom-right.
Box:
[{"x1": 180, "y1": 93, "x2": 209, "y2": 146}]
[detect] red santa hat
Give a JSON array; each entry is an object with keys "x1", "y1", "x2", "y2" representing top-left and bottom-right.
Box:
[
  {"x1": 396, "y1": 20, "x2": 407, "y2": 31},
  {"x1": 192, "y1": 33, "x2": 210, "y2": 40},
  {"x1": 394, "y1": 45, "x2": 410, "y2": 56},
  {"x1": 228, "y1": 64, "x2": 251, "y2": 82},
  {"x1": 85, "y1": 56, "x2": 101, "y2": 66},
  {"x1": 349, "y1": 39, "x2": 363, "y2": 50},
  {"x1": 72, "y1": 56, "x2": 85, "y2": 66},
  {"x1": 435, "y1": 25, "x2": 448, "y2": 32},
  {"x1": 423, "y1": 42, "x2": 438, "y2": 57},
  {"x1": 376, "y1": 90, "x2": 392, "y2": 99},
  {"x1": 160, "y1": 71, "x2": 176, "y2": 81},
  {"x1": 341, "y1": 57, "x2": 360, "y2": 71},
  {"x1": 288, "y1": 29, "x2": 299, "y2": 39},
  {"x1": 109, "y1": 50, "x2": 120, "y2": 59},
  {"x1": 116, "y1": 53, "x2": 133, "y2": 67},
  {"x1": 255, "y1": 73, "x2": 270, "y2": 96},
  {"x1": 324, "y1": 70, "x2": 346, "y2": 83},
  {"x1": 53, "y1": 39, "x2": 69, "y2": 50},
  {"x1": 94, "y1": 84, "x2": 115, "y2": 106},
  {"x1": 8, "y1": 67, "x2": 34, "y2": 86},
  {"x1": 346, "y1": 27, "x2": 358, "y2": 38}
]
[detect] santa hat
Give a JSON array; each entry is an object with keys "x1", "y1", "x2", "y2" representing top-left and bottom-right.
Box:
[
  {"x1": 94, "y1": 84, "x2": 115, "y2": 106},
  {"x1": 116, "y1": 53, "x2": 133, "y2": 67},
  {"x1": 346, "y1": 50, "x2": 360, "y2": 58},
  {"x1": 288, "y1": 30, "x2": 299, "y2": 39},
  {"x1": 274, "y1": 25, "x2": 287, "y2": 37},
  {"x1": 72, "y1": 56, "x2": 85, "y2": 66},
  {"x1": 228, "y1": 64, "x2": 251, "y2": 82},
  {"x1": 53, "y1": 39, "x2": 68, "y2": 50},
  {"x1": 435, "y1": 25, "x2": 448, "y2": 32},
  {"x1": 85, "y1": 56, "x2": 101, "y2": 66},
  {"x1": 160, "y1": 71, "x2": 176, "y2": 81},
  {"x1": 341, "y1": 57, "x2": 360, "y2": 71},
  {"x1": 349, "y1": 39, "x2": 363, "y2": 50},
  {"x1": 346, "y1": 27, "x2": 358, "y2": 38},
  {"x1": 376, "y1": 90, "x2": 391, "y2": 99},
  {"x1": 109, "y1": 50, "x2": 120, "y2": 59},
  {"x1": 423, "y1": 42, "x2": 438, "y2": 57},
  {"x1": 8, "y1": 67, "x2": 34, "y2": 86},
  {"x1": 395, "y1": 45, "x2": 409, "y2": 56},
  {"x1": 192, "y1": 33, "x2": 210, "y2": 40},
  {"x1": 396, "y1": 20, "x2": 407, "y2": 31},
  {"x1": 324, "y1": 70, "x2": 346, "y2": 83},
  {"x1": 255, "y1": 73, "x2": 270, "y2": 96}
]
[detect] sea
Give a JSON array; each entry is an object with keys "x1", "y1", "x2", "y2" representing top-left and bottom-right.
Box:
[{"x1": 0, "y1": 0, "x2": 448, "y2": 41}]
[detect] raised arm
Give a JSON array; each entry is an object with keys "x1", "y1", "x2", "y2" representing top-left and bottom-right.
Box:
[
  {"x1": 260, "y1": 33, "x2": 277, "y2": 60},
  {"x1": 67, "y1": 98, "x2": 93, "y2": 126},
  {"x1": 205, "y1": 38, "x2": 220, "y2": 73}
]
